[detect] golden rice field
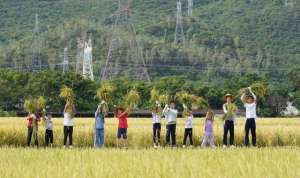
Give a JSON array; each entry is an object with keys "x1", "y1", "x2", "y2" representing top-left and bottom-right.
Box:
[
  {"x1": 0, "y1": 117, "x2": 300, "y2": 178},
  {"x1": 0, "y1": 147, "x2": 300, "y2": 178},
  {"x1": 0, "y1": 117, "x2": 300, "y2": 147}
]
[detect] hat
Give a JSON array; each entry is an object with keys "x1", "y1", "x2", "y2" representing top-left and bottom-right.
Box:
[{"x1": 224, "y1": 93, "x2": 234, "y2": 100}]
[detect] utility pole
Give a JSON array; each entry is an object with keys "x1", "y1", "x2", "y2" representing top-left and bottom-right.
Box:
[
  {"x1": 188, "y1": 0, "x2": 193, "y2": 17},
  {"x1": 82, "y1": 37, "x2": 94, "y2": 80},
  {"x1": 174, "y1": 1, "x2": 185, "y2": 44},
  {"x1": 101, "y1": 0, "x2": 150, "y2": 83},
  {"x1": 31, "y1": 14, "x2": 42, "y2": 71},
  {"x1": 76, "y1": 37, "x2": 84, "y2": 74}
]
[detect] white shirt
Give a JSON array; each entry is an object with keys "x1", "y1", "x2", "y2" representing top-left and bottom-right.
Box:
[
  {"x1": 244, "y1": 103, "x2": 257, "y2": 119},
  {"x1": 63, "y1": 113, "x2": 74, "y2": 126},
  {"x1": 152, "y1": 113, "x2": 161, "y2": 124},
  {"x1": 163, "y1": 108, "x2": 178, "y2": 124},
  {"x1": 185, "y1": 116, "x2": 193, "y2": 128},
  {"x1": 44, "y1": 116, "x2": 53, "y2": 130}
]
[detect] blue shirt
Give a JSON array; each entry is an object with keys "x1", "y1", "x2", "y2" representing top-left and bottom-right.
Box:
[{"x1": 95, "y1": 112, "x2": 105, "y2": 129}]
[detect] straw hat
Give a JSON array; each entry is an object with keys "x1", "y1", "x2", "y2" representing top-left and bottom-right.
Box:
[{"x1": 224, "y1": 93, "x2": 234, "y2": 100}]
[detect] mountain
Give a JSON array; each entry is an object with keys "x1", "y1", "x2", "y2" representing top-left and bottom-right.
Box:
[{"x1": 0, "y1": 0, "x2": 299, "y2": 81}]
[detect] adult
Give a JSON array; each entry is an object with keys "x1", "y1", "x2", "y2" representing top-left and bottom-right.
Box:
[
  {"x1": 241, "y1": 87, "x2": 257, "y2": 147},
  {"x1": 63, "y1": 102, "x2": 76, "y2": 148},
  {"x1": 222, "y1": 94, "x2": 237, "y2": 148},
  {"x1": 163, "y1": 101, "x2": 178, "y2": 147}
]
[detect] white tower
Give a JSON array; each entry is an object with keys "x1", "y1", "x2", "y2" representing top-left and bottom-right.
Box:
[
  {"x1": 174, "y1": 1, "x2": 185, "y2": 44},
  {"x1": 62, "y1": 47, "x2": 69, "y2": 73},
  {"x1": 82, "y1": 37, "x2": 94, "y2": 80},
  {"x1": 188, "y1": 0, "x2": 193, "y2": 17},
  {"x1": 32, "y1": 14, "x2": 42, "y2": 71}
]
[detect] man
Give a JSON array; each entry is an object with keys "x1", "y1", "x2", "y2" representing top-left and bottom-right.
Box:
[
  {"x1": 222, "y1": 94, "x2": 237, "y2": 148},
  {"x1": 241, "y1": 87, "x2": 257, "y2": 147},
  {"x1": 163, "y1": 101, "x2": 178, "y2": 147}
]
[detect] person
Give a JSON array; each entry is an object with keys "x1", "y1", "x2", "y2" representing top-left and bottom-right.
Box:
[
  {"x1": 241, "y1": 87, "x2": 257, "y2": 147},
  {"x1": 152, "y1": 101, "x2": 162, "y2": 148},
  {"x1": 26, "y1": 112, "x2": 40, "y2": 147},
  {"x1": 94, "y1": 100, "x2": 108, "y2": 148},
  {"x1": 63, "y1": 102, "x2": 76, "y2": 148},
  {"x1": 222, "y1": 94, "x2": 237, "y2": 148},
  {"x1": 163, "y1": 101, "x2": 178, "y2": 147},
  {"x1": 43, "y1": 112, "x2": 53, "y2": 147},
  {"x1": 201, "y1": 109, "x2": 215, "y2": 148},
  {"x1": 116, "y1": 107, "x2": 130, "y2": 149},
  {"x1": 182, "y1": 104, "x2": 193, "y2": 148}
]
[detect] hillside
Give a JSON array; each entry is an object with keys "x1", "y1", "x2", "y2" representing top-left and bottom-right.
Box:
[{"x1": 0, "y1": 0, "x2": 299, "y2": 81}]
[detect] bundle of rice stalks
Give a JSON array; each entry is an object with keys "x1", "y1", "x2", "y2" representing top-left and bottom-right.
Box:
[
  {"x1": 24, "y1": 99, "x2": 35, "y2": 113},
  {"x1": 96, "y1": 83, "x2": 115, "y2": 102},
  {"x1": 158, "y1": 94, "x2": 170, "y2": 105},
  {"x1": 175, "y1": 91, "x2": 191, "y2": 105},
  {"x1": 24, "y1": 96, "x2": 47, "y2": 113},
  {"x1": 124, "y1": 89, "x2": 141, "y2": 109},
  {"x1": 99, "y1": 101, "x2": 109, "y2": 115},
  {"x1": 239, "y1": 82, "x2": 267, "y2": 99},
  {"x1": 150, "y1": 88, "x2": 160, "y2": 103},
  {"x1": 221, "y1": 103, "x2": 237, "y2": 121},
  {"x1": 59, "y1": 86, "x2": 74, "y2": 103},
  {"x1": 191, "y1": 95, "x2": 209, "y2": 110}
]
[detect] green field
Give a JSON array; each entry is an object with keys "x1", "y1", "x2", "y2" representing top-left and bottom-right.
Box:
[{"x1": 0, "y1": 117, "x2": 300, "y2": 147}]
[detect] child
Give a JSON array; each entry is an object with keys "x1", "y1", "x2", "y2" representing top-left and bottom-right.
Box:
[
  {"x1": 222, "y1": 94, "x2": 237, "y2": 148},
  {"x1": 26, "y1": 112, "x2": 40, "y2": 147},
  {"x1": 43, "y1": 112, "x2": 53, "y2": 147},
  {"x1": 94, "y1": 100, "x2": 108, "y2": 148},
  {"x1": 63, "y1": 102, "x2": 75, "y2": 148},
  {"x1": 241, "y1": 87, "x2": 257, "y2": 147},
  {"x1": 152, "y1": 101, "x2": 162, "y2": 148},
  {"x1": 201, "y1": 110, "x2": 215, "y2": 148},
  {"x1": 163, "y1": 101, "x2": 178, "y2": 147},
  {"x1": 116, "y1": 107, "x2": 130, "y2": 149},
  {"x1": 182, "y1": 104, "x2": 193, "y2": 148}
]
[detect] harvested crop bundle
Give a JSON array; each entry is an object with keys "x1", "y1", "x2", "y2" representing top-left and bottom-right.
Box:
[
  {"x1": 175, "y1": 91, "x2": 191, "y2": 105},
  {"x1": 191, "y1": 95, "x2": 209, "y2": 110},
  {"x1": 158, "y1": 94, "x2": 170, "y2": 105},
  {"x1": 24, "y1": 96, "x2": 46, "y2": 113},
  {"x1": 59, "y1": 86, "x2": 74, "y2": 103},
  {"x1": 97, "y1": 83, "x2": 115, "y2": 102},
  {"x1": 221, "y1": 103, "x2": 237, "y2": 120},
  {"x1": 239, "y1": 82, "x2": 267, "y2": 99},
  {"x1": 150, "y1": 88, "x2": 160, "y2": 103},
  {"x1": 124, "y1": 89, "x2": 141, "y2": 109}
]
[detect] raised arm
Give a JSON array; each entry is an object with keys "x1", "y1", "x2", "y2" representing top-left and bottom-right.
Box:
[
  {"x1": 248, "y1": 87, "x2": 257, "y2": 102},
  {"x1": 95, "y1": 105, "x2": 101, "y2": 117},
  {"x1": 240, "y1": 93, "x2": 246, "y2": 104},
  {"x1": 223, "y1": 104, "x2": 228, "y2": 113},
  {"x1": 162, "y1": 104, "x2": 169, "y2": 115}
]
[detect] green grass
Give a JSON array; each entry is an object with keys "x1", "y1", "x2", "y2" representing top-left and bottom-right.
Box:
[
  {"x1": 0, "y1": 147, "x2": 300, "y2": 178},
  {"x1": 1, "y1": 117, "x2": 300, "y2": 147}
]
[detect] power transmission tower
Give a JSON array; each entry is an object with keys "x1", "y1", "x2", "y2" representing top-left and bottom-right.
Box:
[
  {"x1": 174, "y1": 1, "x2": 185, "y2": 44},
  {"x1": 31, "y1": 14, "x2": 42, "y2": 71},
  {"x1": 82, "y1": 37, "x2": 94, "y2": 80},
  {"x1": 101, "y1": 0, "x2": 150, "y2": 83},
  {"x1": 62, "y1": 47, "x2": 69, "y2": 73},
  {"x1": 188, "y1": 0, "x2": 193, "y2": 17},
  {"x1": 76, "y1": 37, "x2": 84, "y2": 74}
]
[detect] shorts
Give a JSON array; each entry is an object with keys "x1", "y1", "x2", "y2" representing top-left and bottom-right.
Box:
[{"x1": 117, "y1": 128, "x2": 127, "y2": 139}]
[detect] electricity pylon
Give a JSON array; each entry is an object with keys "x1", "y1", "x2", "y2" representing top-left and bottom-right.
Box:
[
  {"x1": 31, "y1": 14, "x2": 42, "y2": 71},
  {"x1": 174, "y1": 1, "x2": 185, "y2": 44},
  {"x1": 101, "y1": 0, "x2": 150, "y2": 83},
  {"x1": 82, "y1": 37, "x2": 94, "y2": 80},
  {"x1": 62, "y1": 47, "x2": 69, "y2": 73},
  {"x1": 188, "y1": 0, "x2": 193, "y2": 17}
]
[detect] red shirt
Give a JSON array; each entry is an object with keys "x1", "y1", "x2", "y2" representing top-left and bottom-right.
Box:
[
  {"x1": 26, "y1": 114, "x2": 40, "y2": 128},
  {"x1": 117, "y1": 112, "x2": 128, "y2": 128}
]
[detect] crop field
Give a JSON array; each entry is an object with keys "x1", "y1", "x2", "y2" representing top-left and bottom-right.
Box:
[
  {"x1": 0, "y1": 117, "x2": 300, "y2": 178},
  {"x1": 0, "y1": 117, "x2": 300, "y2": 147}
]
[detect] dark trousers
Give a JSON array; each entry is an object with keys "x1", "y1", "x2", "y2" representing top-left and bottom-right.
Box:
[
  {"x1": 45, "y1": 129, "x2": 53, "y2": 146},
  {"x1": 223, "y1": 120, "x2": 234, "y2": 146},
  {"x1": 27, "y1": 127, "x2": 38, "y2": 147},
  {"x1": 166, "y1": 124, "x2": 176, "y2": 146},
  {"x1": 64, "y1": 126, "x2": 73, "y2": 146},
  {"x1": 245, "y1": 118, "x2": 256, "y2": 146},
  {"x1": 183, "y1": 128, "x2": 193, "y2": 145},
  {"x1": 152, "y1": 123, "x2": 161, "y2": 145}
]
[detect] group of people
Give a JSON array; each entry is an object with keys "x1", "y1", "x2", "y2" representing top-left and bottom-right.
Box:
[{"x1": 26, "y1": 87, "x2": 258, "y2": 149}]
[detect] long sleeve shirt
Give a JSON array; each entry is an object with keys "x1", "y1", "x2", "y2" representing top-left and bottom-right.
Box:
[{"x1": 163, "y1": 106, "x2": 178, "y2": 125}]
